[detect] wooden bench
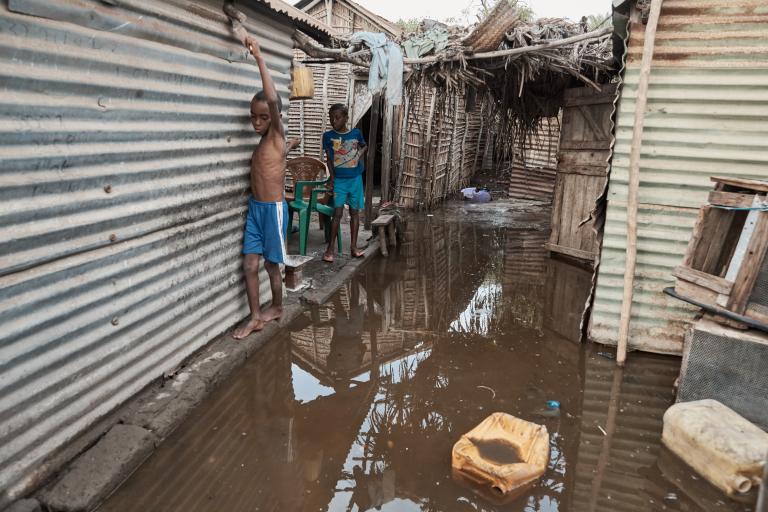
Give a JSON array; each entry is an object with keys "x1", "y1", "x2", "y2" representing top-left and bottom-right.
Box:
[{"x1": 371, "y1": 214, "x2": 397, "y2": 257}]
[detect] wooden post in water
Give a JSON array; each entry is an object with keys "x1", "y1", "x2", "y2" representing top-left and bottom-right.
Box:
[{"x1": 365, "y1": 93, "x2": 381, "y2": 231}]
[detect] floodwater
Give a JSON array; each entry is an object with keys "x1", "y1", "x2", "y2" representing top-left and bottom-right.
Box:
[{"x1": 101, "y1": 201, "x2": 753, "y2": 512}]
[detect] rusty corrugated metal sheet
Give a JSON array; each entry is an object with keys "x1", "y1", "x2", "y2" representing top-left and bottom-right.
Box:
[
  {"x1": 590, "y1": 1, "x2": 768, "y2": 354},
  {"x1": 0, "y1": 0, "x2": 292, "y2": 502},
  {"x1": 508, "y1": 117, "x2": 560, "y2": 202}
]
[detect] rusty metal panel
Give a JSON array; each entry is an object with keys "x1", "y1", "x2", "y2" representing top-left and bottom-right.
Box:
[
  {"x1": 0, "y1": 0, "x2": 292, "y2": 503},
  {"x1": 507, "y1": 117, "x2": 560, "y2": 202},
  {"x1": 590, "y1": 0, "x2": 768, "y2": 354}
]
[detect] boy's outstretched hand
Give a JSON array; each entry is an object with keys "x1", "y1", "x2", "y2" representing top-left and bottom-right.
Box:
[{"x1": 245, "y1": 35, "x2": 261, "y2": 58}]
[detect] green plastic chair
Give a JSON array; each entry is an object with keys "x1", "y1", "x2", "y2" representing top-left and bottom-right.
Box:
[
  {"x1": 286, "y1": 157, "x2": 341, "y2": 255},
  {"x1": 309, "y1": 188, "x2": 341, "y2": 253}
]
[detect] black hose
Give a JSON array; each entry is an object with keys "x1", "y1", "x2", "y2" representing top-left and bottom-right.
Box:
[{"x1": 663, "y1": 287, "x2": 768, "y2": 334}]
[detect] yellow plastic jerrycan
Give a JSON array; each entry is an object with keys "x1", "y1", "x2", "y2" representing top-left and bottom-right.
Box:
[
  {"x1": 663, "y1": 399, "x2": 768, "y2": 497},
  {"x1": 452, "y1": 412, "x2": 549, "y2": 502}
]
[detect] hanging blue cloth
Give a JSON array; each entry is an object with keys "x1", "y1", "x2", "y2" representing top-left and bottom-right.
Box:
[{"x1": 349, "y1": 31, "x2": 403, "y2": 105}]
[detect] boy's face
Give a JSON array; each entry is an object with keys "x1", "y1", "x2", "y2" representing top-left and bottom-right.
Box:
[
  {"x1": 251, "y1": 100, "x2": 272, "y2": 136},
  {"x1": 329, "y1": 109, "x2": 348, "y2": 132}
]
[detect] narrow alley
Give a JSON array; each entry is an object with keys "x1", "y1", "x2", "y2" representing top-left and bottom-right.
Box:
[{"x1": 99, "y1": 202, "x2": 744, "y2": 512}]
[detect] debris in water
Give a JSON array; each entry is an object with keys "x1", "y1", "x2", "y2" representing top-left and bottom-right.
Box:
[
  {"x1": 664, "y1": 492, "x2": 678, "y2": 502},
  {"x1": 546, "y1": 400, "x2": 560, "y2": 410},
  {"x1": 477, "y1": 385, "x2": 496, "y2": 399},
  {"x1": 597, "y1": 351, "x2": 615, "y2": 360},
  {"x1": 598, "y1": 425, "x2": 607, "y2": 436},
  {"x1": 452, "y1": 413, "x2": 549, "y2": 504}
]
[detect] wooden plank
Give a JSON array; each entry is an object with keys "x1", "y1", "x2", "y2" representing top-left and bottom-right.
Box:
[
  {"x1": 555, "y1": 165, "x2": 609, "y2": 177},
  {"x1": 708, "y1": 191, "x2": 759, "y2": 208},
  {"x1": 675, "y1": 279, "x2": 719, "y2": 305},
  {"x1": 557, "y1": 150, "x2": 611, "y2": 169},
  {"x1": 381, "y1": 103, "x2": 394, "y2": 202},
  {"x1": 617, "y1": 0, "x2": 663, "y2": 367},
  {"x1": 371, "y1": 214, "x2": 394, "y2": 226},
  {"x1": 672, "y1": 265, "x2": 733, "y2": 295},
  {"x1": 710, "y1": 176, "x2": 768, "y2": 193},
  {"x1": 558, "y1": 142, "x2": 612, "y2": 151},
  {"x1": 364, "y1": 93, "x2": 381, "y2": 231},
  {"x1": 681, "y1": 205, "x2": 710, "y2": 267},
  {"x1": 548, "y1": 175, "x2": 566, "y2": 247},
  {"x1": 546, "y1": 242, "x2": 596, "y2": 261},
  {"x1": 727, "y1": 213, "x2": 768, "y2": 314},
  {"x1": 701, "y1": 209, "x2": 737, "y2": 275},
  {"x1": 561, "y1": 94, "x2": 617, "y2": 107}
]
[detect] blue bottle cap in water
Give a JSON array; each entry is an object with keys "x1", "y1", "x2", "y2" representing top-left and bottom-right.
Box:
[{"x1": 546, "y1": 400, "x2": 560, "y2": 410}]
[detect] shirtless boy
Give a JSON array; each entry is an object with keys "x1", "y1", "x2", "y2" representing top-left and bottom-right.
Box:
[{"x1": 233, "y1": 34, "x2": 289, "y2": 339}]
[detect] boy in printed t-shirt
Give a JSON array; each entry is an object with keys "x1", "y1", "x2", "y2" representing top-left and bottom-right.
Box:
[{"x1": 322, "y1": 103, "x2": 368, "y2": 262}]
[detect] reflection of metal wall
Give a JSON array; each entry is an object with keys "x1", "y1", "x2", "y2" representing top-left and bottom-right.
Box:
[
  {"x1": 0, "y1": 0, "x2": 297, "y2": 502},
  {"x1": 572, "y1": 354, "x2": 678, "y2": 511}
]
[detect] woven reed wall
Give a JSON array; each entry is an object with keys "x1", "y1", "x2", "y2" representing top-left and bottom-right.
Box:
[
  {"x1": 507, "y1": 116, "x2": 561, "y2": 202},
  {"x1": 286, "y1": 52, "x2": 350, "y2": 185},
  {"x1": 394, "y1": 84, "x2": 489, "y2": 209}
]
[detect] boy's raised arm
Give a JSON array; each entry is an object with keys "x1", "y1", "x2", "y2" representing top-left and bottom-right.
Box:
[{"x1": 245, "y1": 35, "x2": 284, "y2": 136}]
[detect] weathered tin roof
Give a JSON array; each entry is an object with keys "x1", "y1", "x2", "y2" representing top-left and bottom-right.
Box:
[{"x1": 590, "y1": 0, "x2": 768, "y2": 354}]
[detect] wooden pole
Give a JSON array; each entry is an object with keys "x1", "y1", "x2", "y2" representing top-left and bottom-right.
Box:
[
  {"x1": 381, "y1": 102, "x2": 395, "y2": 203},
  {"x1": 617, "y1": 0, "x2": 664, "y2": 367},
  {"x1": 365, "y1": 93, "x2": 381, "y2": 231}
]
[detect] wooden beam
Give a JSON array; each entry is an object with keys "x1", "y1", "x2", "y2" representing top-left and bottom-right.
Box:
[
  {"x1": 365, "y1": 93, "x2": 381, "y2": 231},
  {"x1": 672, "y1": 266, "x2": 733, "y2": 295},
  {"x1": 616, "y1": 0, "x2": 664, "y2": 367},
  {"x1": 710, "y1": 176, "x2": 768, "y2": 193},
  {"x1": 709, "y1": 191, "x2": 760, "y2": 208}
]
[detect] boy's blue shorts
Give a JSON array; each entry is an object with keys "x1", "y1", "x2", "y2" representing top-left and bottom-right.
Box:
[
  {"x1": 243, "y1": 198, "x2": 288, "y2": 264},
  {"x1": 333, "y1": 175, "x2": 364, "y2": 210}
]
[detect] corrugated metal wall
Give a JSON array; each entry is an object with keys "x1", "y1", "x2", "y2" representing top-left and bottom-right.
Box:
[
  {"x1": 507, "y1": 117, "x2": 561, "y2": 202},
  {"x1": 590, "y1": 0, "x2": 768, "y2": 354},
  {"x1": 0, "y1": 0, "x2": 295, "y2": 502}
]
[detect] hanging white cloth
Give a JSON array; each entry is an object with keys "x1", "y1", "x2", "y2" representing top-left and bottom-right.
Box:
[{"x1": 349, "y1": 31, "x2": 403, "y2": 105}]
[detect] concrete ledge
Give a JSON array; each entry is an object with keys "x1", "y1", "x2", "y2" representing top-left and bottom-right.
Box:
[
  {"x1": 32, "y1": 250, "x2": 368, "y2": 512},
  {"x1": 302, "y1": 244, "x2": 379, "y2": 305},
  {"x1": 39, "y1": 425, "x2": 155, "y2": 512},
  {"x1": 5, "y1": 499, "x2": 41, "y2": 512}
]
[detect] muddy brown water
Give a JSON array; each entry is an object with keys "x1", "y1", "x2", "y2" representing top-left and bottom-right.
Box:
[{"x1": 100, "y1": 202, "x2": 753, "y2": 512}]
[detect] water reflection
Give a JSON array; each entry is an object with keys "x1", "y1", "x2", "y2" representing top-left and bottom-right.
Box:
[{"x1": 101, "y1": 205, "x2": 747, "y2": 512}]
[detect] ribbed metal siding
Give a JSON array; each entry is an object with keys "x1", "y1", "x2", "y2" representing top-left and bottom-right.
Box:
[
  {"x1": 590, "y1": 0, "x2": 768, "y2": 354},
  {"x1": 0, "y1": 0, "x2": 293, "y2": 502}
]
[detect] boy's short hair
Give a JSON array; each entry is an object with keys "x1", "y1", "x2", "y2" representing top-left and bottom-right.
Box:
[
  {"x1": 329, "y1": 103, "x2": 348, "y2": 116},
  {"x1": 252, "y1": 90, "x2": 282, "y2": 113}
]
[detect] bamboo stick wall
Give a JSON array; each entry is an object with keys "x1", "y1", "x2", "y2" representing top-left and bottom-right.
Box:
[{"x1": 394, "y1": 84, "x2": 489, "y2": 209}]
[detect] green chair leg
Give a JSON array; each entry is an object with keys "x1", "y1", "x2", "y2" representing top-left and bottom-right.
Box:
[{"x1": 298, "y1": 209, "x2": 309, "y2": 255}]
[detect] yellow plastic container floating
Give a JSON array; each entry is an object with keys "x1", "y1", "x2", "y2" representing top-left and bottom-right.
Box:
[
  {"x1": 451, "y1": 412, "x2": 549, "y2": 502},
  {"x1": 662, "y1": 399, "x2": 768, "y2": 497}
]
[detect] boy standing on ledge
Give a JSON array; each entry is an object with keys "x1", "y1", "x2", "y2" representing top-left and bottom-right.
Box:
[
  {"x1": 322, "y1": 103, "x2": 367, "y2": 263},
  {"x1": 233, "y1": 34, "x2": 288, "y2": 339}
]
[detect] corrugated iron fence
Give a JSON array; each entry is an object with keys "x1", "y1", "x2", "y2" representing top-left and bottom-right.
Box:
[
  {"x1": 590, "y1": 0, "x2": 768, "y2": 354},
  {"x1": 0, "y1": 0, "x2": 292, "y2": 503}
]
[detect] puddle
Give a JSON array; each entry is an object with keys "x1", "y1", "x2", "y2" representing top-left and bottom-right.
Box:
[
  {"x1": 100, "y1": 202, "x2": 753, "y2": 512},
  {"x1": 469, "y1": 438, "x2": 523, "y2": 465}
]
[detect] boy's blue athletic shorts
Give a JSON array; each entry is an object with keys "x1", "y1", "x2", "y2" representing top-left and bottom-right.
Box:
[
  {"x1": 333, "y1": 175, "x2": 364, "y2": 210},
  {"x1": 243, "y1": 198, "x2": 288, "y2": 264}
]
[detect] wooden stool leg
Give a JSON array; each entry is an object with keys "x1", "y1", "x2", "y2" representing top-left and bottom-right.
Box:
[
  {"x1": 378, "y1": 226, "x2": 388, "y2": 257},
  {"x1": 387, "y1": 222, "x2": 396, "y2": 247}
]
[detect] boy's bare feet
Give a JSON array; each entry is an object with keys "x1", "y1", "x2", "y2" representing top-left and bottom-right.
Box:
[
  {"x1": 351, "y1": 248, "x2": 365, "y2": 258},
  {"x1": 261, "y1": 305, "x2": 283, "y2": 322},
  {"x1": 233, "y1": 317, "x2": 265, "y2": 339},
  {"x1": 322, "y1": 252, "x2": 334, "y2": 263}
]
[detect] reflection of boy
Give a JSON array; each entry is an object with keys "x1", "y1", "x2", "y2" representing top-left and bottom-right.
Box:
[{"x1": 322, "y1": 103, "x2": 367, "y2": 262}]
